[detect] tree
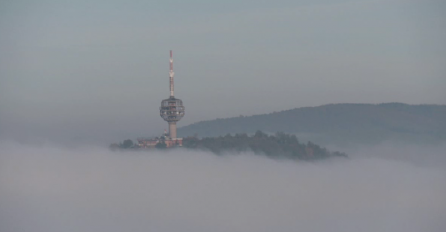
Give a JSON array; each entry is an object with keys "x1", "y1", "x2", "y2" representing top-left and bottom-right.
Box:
[
  {"x1": 254, "y1": 130, "x2": 267, "y2": 138},
  {"x1": 109, "y1": 143, "x2": 120, "y2": 150},
  {"x1": 121, "y1": 139, "x2": 134, "y2": 149},
  {"x1": 156, "y1": 142, "x2": 167, "y2": 149}
]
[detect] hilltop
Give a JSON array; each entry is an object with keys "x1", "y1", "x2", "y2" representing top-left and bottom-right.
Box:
[
  {"x1": 178, "y1": 103, "x2": 446, "y2": 146},
  {"x1": 111, "y1": 131, "x2": 347, "y2": 161}
]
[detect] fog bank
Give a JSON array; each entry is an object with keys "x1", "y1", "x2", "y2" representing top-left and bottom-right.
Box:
[{"x1": 1, "y1": 142, "x2": 445, "y2": 232}]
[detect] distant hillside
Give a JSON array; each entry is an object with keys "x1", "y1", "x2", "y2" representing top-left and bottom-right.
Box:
[{"x1": 178, "y1": 103, "x2": 446, "y2": 146}]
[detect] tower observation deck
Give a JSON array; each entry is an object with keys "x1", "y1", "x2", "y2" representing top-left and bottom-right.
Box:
[{"x1": 160, "y1": 50, "x2": 185, "y2": 139}]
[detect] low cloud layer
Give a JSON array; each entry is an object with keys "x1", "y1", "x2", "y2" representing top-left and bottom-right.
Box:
[{"x1": 1, "y1": 142, "x2": 445, "y2": 232}]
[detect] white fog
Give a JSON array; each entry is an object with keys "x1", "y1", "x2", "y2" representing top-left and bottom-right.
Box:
[{"x1": 1, "y1": 142, "x2": 445, "y2": 232}]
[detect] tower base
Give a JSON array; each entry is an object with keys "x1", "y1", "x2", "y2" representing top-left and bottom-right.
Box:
[{"x1": 169, "y1": 122, "x2": 177, "y2": 139}]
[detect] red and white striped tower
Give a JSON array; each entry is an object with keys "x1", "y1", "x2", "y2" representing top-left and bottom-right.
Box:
[
  {"x1": 160, "y1": 50, "x2": 185, "y2": 139},
  {"x1": 169, "y1": 50, "x2": 174, "y2": 97}
]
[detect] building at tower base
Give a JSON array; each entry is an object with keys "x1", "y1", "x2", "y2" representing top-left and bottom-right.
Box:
[{"x1": 137, "y1": 136, "x2": 183, "y2": 148}]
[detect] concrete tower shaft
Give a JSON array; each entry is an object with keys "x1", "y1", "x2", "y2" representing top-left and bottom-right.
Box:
[
  {"x1": 169, "y1": 122, "x2": 177, "y2": 139},
  {"x1": 160, "y1": 50, "x2": 185, "y2": 139}
]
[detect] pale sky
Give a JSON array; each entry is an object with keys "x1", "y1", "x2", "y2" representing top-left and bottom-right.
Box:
[{"x1": 0, "y1": 0, "x2": 445, "y2": 144}]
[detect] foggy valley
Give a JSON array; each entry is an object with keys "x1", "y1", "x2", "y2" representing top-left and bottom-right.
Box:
[
  {"x1": 1, "y1": 0, "x2": 445, "y2": 231},
  {"x1": 1, "y1": 142, "x2": 445, "y2": 232}
]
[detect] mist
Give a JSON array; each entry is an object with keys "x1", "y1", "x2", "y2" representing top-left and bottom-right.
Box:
[{"x1": 1, "y1": 142, "x2": 445, "y2": 232}]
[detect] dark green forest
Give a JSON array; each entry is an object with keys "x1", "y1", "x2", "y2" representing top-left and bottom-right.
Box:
[
  {"x1": 178, "y1": 103, "x2": 446, "y2": 146},
  {"x1": 183, "y1": 131, "x2": 347, "y2": 160},
  {"x1": 111, "y1": 131, "x2": 347, "y2": 161}
]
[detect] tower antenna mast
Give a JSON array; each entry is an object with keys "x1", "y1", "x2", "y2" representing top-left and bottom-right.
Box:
[{"x1": 169, "y1": 50, "x2": 174, "y2": 97}]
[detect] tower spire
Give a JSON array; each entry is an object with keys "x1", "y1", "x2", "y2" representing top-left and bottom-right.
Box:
[{"x1": 169, "y1": 50, "x2": 174, "y2": 97}]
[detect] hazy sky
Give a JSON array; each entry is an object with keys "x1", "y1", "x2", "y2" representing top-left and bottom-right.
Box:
[{"x1": 0, "y1": 0, "x2": 445, "y2": 144}]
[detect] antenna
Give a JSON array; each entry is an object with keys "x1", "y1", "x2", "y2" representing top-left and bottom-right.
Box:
[{"x1": 169, "y1": 50, "x2": 174, "y2": 97}]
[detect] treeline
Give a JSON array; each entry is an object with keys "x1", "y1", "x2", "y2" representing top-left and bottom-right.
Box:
[
  {"x1": 109, "y1": 138, "x2": 167, "y2": 150},
  {"x1": 110, "y1": 139, "x2": 135, "y2": 150},
  {"x1": 183, "y1": 131, "x2": 347, "y2": 160}
]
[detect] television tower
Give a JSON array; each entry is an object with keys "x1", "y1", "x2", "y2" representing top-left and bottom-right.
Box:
[{"x1": 160, "y1": 50, "x2": 185, "y2": 139}]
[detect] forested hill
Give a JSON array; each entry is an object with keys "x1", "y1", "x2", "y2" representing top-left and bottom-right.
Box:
[
  {"x1": 183, "y1": 131, "x2": 347, "y2": 160},
  {"x1": 178, "y1": 103, "x2": 446, "y2": 146}
]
